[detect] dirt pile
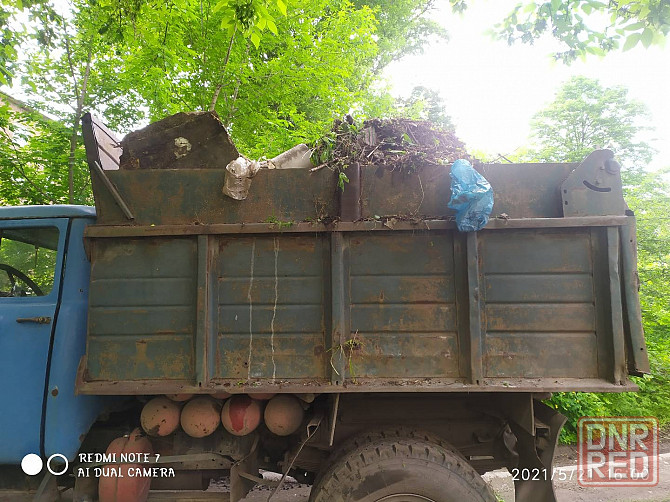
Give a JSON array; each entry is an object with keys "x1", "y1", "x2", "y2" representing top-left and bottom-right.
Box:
[{"x1": 311, "y1": 117, "x2": 472, "y2": 175}]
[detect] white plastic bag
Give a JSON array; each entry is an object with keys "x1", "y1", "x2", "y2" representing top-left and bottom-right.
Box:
[{"x1": 222, "y1": 157, "x2": 261, "y2": 200}]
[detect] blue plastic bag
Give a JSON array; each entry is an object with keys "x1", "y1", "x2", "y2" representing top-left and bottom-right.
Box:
[{"x1": 448, "y1": 159, "x2": 494, "y2": 232}]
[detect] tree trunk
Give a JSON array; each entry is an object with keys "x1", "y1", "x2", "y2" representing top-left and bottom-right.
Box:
[
  {"x1": 67, "y1": 47, "x2": 92, "y2": 203},
  {"x1": 209, "y1": 25, "x2": 237, "y2": 112}
]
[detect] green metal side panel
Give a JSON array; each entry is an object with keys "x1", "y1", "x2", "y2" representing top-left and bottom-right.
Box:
[
  {"x1": 346, "y1": 231, "x2": 460, "y2": 378},
  {"x1": 76, "y1": 142, "x2": 644, "y2": 393},
  {"x1": 480, "y1": 229, "x2": 599, "y2": 378},
  {"x1": 86, "y1": 237, "x2": 196, "y2": 380},
  {"x1": 214, "y1": 235, "x2": 328, "y2": 380},
  {"x1": 477, "y1": 163, "x2": 576, "y2": 218},
  {"x1": 80, "y1": 222, "x2": 634, "y2": 392}
]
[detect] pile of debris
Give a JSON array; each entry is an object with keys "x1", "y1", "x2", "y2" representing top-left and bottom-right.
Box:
[
  {"x1": 311, "y1": 117, "x2": 473, "y2": 175},
  {"x1": 117, "y1": 112, "x2": 471, "y2": 175},
  {"x1": 113, "y1": 111, "x2": 473, "y2": 201}
]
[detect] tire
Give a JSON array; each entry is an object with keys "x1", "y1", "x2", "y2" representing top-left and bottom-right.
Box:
[
  {"x1": 309, "y1": 438, "x2": 496, "y2": 502},
  {"x1": 310, "y1": 427, "x2": 465, "y2": 495}
]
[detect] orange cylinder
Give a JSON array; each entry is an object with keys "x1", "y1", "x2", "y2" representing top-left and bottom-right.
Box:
[
  {"x1": 140, "y1": 397, "x2": 180, "y2": 437},
  {"x1": 98, "y1": 428, "x2": 153, "y2": 502},
  {"x1": 180, "y1": 397, "x2": 222, "y2": 438},
  {"x1": 264, "y1": 395, "x2": 304, "y2": 436}
]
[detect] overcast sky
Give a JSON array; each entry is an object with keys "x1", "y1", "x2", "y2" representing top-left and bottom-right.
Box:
[{"x1": 384, "y1": 1, "x2": 670, "y2": 170}]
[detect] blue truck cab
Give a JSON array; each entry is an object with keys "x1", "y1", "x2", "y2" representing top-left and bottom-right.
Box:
[{"x1": 0, "y1": 205, "x2": 107, "y2": 466}]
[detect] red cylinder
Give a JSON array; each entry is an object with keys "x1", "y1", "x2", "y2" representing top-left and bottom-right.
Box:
[{"x1": 221, "y1": 395, "x2": 262, "y2": 436}]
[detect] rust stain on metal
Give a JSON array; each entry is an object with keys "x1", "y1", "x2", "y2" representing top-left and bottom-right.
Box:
[
  {"x1": 135, "y1": 341, "x2": 156, "y2": 371},
  {"x1": 80, "y1": 151, "x2": 643, "y2": 394}
]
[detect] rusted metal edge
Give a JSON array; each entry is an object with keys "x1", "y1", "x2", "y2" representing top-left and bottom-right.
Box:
[
  {"x1": 74, "y1": 355, "x2": 87, "y2": 395},
  {"x1": 91, "y1": 161, "x2": 134, "y2": 220},
  {"x1": 195, "y1": 235, "x2": 209, "y2": 388},
  {"x1": 620, "y1": 216, "x2": 650, "y2": 375},
  {"x1": 329, "y1": 393, "x2": 340, "y2": 447},
  {"x1": 84, "y1": 216, "x2": 629, "y2": 238},
  {"x1": 607, "y1": 226, "x2": 627, "y2": 385},
  {"x1": 74, "y1": 377, "x2": 637, "y2": 395},
  {"x1": 483, "y1": 215, "x2": 627, "y2": 228}
]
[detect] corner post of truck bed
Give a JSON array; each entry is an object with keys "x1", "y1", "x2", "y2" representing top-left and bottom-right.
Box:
[
  {"x1": 561, "y1": 149, "x2": 649, "y2": 380},
  {"x1": 330, "y1": 231, "x2": 349, "y2": 384},
  {"x1": 620, "y1": 215, "x2": 650, "y2": 374},
  {"x1": 195, "y1": 234, "x2": 215, "y2": 388},
  {"x1": 466, "y1": 231, "x2": 484, "y2": 384},
  {"x1": 607, "y1": 225, "x2": 627, "y2": 384}
]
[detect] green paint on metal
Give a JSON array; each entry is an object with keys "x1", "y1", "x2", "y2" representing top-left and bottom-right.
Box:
[{"x1": 78, "y1": 156, "x2": 648, "y2": 392}]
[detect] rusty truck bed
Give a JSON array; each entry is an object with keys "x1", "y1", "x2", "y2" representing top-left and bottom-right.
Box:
[{"x1": 76, "y1": 115, "x2": 649, "y2": 395}]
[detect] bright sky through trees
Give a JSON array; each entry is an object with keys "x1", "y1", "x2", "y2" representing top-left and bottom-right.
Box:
[{"x1": 385, "y1": 0, "x2": 670, "y2": 169}]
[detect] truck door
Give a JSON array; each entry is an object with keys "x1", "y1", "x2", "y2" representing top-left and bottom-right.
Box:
[{"x1": 0, "y1": 218, "x2": 68, "y2": 463}]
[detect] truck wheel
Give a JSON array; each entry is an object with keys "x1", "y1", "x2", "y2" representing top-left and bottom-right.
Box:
[
  {"x1": 311, "y1": 427, "x2": 465, "y2": 495},
  {"x1": 309, "y1": 438, "x2": 496, "y2": 502}
]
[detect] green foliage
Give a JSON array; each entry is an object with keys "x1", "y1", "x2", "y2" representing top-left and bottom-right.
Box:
[
  {"x1": 526, "y1": 76, "x2": 655, "y2": 169},
  {"x1": 0, "y1": 227, "x2": 59, "y2": 295},
  {"x1": 0, "y1": 0, "x2": 60, "y2": 85},
  {"x1": 0, "y1": 102, "x2": 92, "y2": 205},
  {"x1": 1, "y1": 0, "x2": 445, "y2": 207},
  {"x1": 265, "y1": 215, "x2": 294, "y2": 228},
  {"x1": 337, "y1": 171, "x2": 349, "y2": 191},
  {"x1": 351, "y1": 0, "x2": 448, "y2": 71},
  {"x1": 396, "y1": 86, "x2": 455, "y2": 131},
  {"x1": 85, "y1": 0, "x2": 444, "y2": 157},
  {"x1": 494, "y1": 0, "x2": 670, "y2": 62}
]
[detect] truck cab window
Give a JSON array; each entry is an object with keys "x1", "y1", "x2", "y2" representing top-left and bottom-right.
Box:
[{"x1": 0, "y1": 227, "x2": 59, "y2": 297}]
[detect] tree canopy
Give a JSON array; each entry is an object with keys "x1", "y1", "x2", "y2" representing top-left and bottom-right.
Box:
[
  {"x1": 526, "y1": 76, "x2": 655, "y2": 168},
  {"x1": 0, "y1": 0, "x2": 449, "y2": 205},
  {"x1": 495, "y1": 0, "x2": 670, "y2": 62}
]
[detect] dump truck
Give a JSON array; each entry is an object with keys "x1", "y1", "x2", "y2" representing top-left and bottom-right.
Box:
[{"x1": 0, "y1": 113, "x2": 649, "y2": 502}]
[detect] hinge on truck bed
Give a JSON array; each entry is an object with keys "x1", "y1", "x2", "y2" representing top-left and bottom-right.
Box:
[{"x1": 561, "y1": 149, "x2": 627, "y2": 217}]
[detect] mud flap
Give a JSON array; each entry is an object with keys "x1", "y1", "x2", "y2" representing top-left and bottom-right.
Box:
[
  {"x1": 509, "y1": 400, "x2": 566, "y2": 502},
  {"x1": 230, "y1": 438, "x2": 259, "y2": 502}
]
